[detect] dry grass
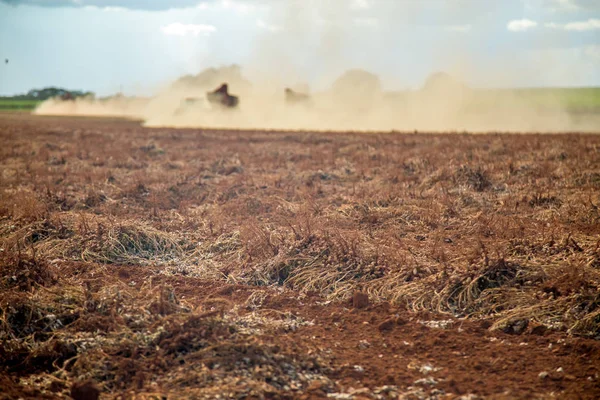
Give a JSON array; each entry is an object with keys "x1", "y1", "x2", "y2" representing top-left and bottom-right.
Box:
[
  {"x1": 1, "y1": 114, "x2": 600, "y2": 397},
  {"x1": 0, "y1": 257, "x2": 328, "y2": 398},
  {"x1": 1, "y1": 117, "x2": 599, "y2": 338}
]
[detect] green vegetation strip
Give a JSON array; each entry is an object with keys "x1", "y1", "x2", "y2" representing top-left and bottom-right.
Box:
[
  {"x1": 499, "y1": 87, "x2": 600, "y2": 110},
  {"x1": 0, "y1": 99, "x2": 43, "y2": 110}
]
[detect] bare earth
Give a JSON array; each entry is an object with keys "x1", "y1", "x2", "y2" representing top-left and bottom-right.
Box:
[{"x1": 1, "y1": 112, "x2": 599, "y2": 399}]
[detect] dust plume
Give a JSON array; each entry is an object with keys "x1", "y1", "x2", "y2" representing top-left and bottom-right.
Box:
[
  {"x1": 34, "y1": 0, "x2": 600, "y2": 133},
  {"x1": 34, "y1": 65, "x2": 599, "y2": 132}
]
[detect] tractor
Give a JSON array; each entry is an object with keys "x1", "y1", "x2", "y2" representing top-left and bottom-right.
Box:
[
  {"x1": 206, "y1": 83, "x2": 239, "y2": 109},
  {"x1": 284, "y1": 88, "x2": 310, "y2": 105}
]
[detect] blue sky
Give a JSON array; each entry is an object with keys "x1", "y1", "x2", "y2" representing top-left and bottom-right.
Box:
[{"x1": 0, "y1": 0, "x2": 599, "y2": 96}]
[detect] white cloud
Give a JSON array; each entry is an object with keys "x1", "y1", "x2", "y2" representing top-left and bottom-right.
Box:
[
  {"x1": 545, "y1": 18, "x2": 600, "y2": 31},
  {"x1": 446, "y1": 24, "x2": 472, "y2": 33},
  {"x1": 351, "y1": 0, "x2": 371, "y2": 10},
  {"x1": 221, "y1": 0, "x2": 255, "y2": 14},
  {"x1": 0, "y1": 0, "x2": 206, "y2": 11},
  {"x1": 103, "y1": 6, "x2": 125, "y2": 12},
  {"x1": 525, "y1": 0, "x2": 577, "y2": 13},
  {"x1": 526, "y1": 0, "x2": 600, "y2": 13},
  {"x1": 82, "y1": 5, "x2": 126, "y2": 12},
  {"x1": 552, "y1": 0, "x2": 581, "y2": 11},
  {"x1": 160, "y1": 22, "x2": 216, "y2": 37},
  {"x1": 507, "y1": 19, "x2": 538, "y2": 32},
  {"x1": 256, "y1": 19, "x2": 282, "y2": 32}
]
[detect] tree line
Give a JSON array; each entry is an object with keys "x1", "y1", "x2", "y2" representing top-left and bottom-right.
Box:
[{"x1": 1, "y1": 87, "x2": 94, "y2": 100}]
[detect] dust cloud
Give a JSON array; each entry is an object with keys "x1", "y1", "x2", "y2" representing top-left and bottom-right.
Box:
[
  {"x1": 34, "y1": 1, "x2": 599, "y2": 133},
  {"x1": 34, "y1": 66, "x2": 599, "y2": 132}
]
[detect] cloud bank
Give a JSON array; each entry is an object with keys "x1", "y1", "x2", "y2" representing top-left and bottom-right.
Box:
[
  {"x1": 545, "y1": 18, "x2": 600, "y2": 31},
  {"x1": 0, "y1": 0, "x2": 211, "y2": 10},
  {"x1": 507, "y1": 19, "x2": 538, "y2": 32}
]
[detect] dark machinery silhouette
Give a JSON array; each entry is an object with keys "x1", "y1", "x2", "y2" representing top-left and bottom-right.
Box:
[
  {"x1": 60, "y1": 92, "x2": 75, "y2": 101},
  {"x1": 284, "y1": 88, "x2": 310, "y2": 105},
  {"x1": 206, "y1": 83, "x2": 239, "y2": 108}
]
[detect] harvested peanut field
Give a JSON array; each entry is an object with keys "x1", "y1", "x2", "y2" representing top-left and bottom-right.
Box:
[{"x1": 1, "y1": 112, "x2": 600, "y2": 399}]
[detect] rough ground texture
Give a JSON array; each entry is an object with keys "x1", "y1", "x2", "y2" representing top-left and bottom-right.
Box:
[{"x1": 1, "y1": 112, "x2": 599, "y2": 399}]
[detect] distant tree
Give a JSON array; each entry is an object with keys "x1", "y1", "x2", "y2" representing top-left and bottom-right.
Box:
[{"x1": 16, "y1": 87, "x2": 95, "y2": 100}]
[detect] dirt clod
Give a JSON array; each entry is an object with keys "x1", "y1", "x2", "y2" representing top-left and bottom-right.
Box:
[
  {"x1": 503, "y1": 319, "x2": 529, "y2": 335},
  {"x1": 530, "y1": 324, "x2": 548, "y2": 336},
  {"x1": 378, "y1": 318, "x2": 395, "y2": 332},
  {"x1": 70, "y1": 380, "x2": 100, "y2": 400},
  {"x1": 307, "y1": 380, "x2": 325, "y2": 392},
  {"x1": 352, "y1": 291, "x2": 370, "y2": 309}
]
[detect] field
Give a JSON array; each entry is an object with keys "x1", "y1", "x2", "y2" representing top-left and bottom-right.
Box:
[
  {"x1": 1, "y1": 112, "x2": 600, "y2": 399},
  {"x1": 0, "y1": 99, "x2": 43, "y2": 111},
  {"x1": 475, "y1": 88, "x2": 600, "y2": 112}
]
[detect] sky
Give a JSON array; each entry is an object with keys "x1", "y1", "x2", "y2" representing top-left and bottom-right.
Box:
[{"x1": 0, "y1": 0, "x2": 599, "y2": 96}]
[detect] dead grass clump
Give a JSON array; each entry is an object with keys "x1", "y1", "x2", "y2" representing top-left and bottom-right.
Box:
[
  {"x1": 305, "y1": 170, "x2": 339, "y2": 185},
  {"x1": 23, "y1": 339, "x2": 78, "y2": 373},
  {"x1": 61, "y1": 284, "x2": 331, "y2": 397},
  {"x1": 446, "y1": 259, "x2": 523, "y2": 316},
  {"x1": 574, "y1": 172, "x2": 600, "y2": 188},
  {"x1": 475, "y1": 258, "x2": 519, "y2": 292},
  {"x1": 3, "y1": 215, "x2": 187, "y2": 266},
  {"x1": 455, "y1": 166, "x2": 492, "y2": 191},
  {"x1": 528, "y1": 193, "x2": 562, "y2": 208},
  {"x1": 139, "y1": 142, "x2": 165, "y2": 156},
  {"x1": 0, "y1": 250, "x2": 57, "y2": 291},
  {"x1": 161, "y1": 259, "x2": 225, "y2": 281},
  {"x1": 0, "y1": 293, "x2": 68, "y2": 341},
  {"x1": 69, "y1": 314, "x2": 117, "y2": 334},
  {"x1": 147, "y1": 286, "x2": 187, "y2": 316},
  {"x1": 80, "y1": 221, "x2": 185, "y2": 265},
  {"x1": 5, "y1": 190, "x2": 48, "y2": 222},
  {"x1": 480, "y1": 258, "x2": 600, "y2": 337},
  {"x1": 122, "y1": 181, "x2": 150, "y2": 201},
  {"x1": 509, "y1": 163, "x2": 535, "y2": 177},
  {"x1": 155, "y1": 312, "x2": 234, "y2": 356},
  {"x1": 543, "y1": 260, "x2": 597, "y2": 298},
  {"x1": 211, "y1": 155, "x2": 243, "y2": 175},
  {"x1": 44, "y1": 188, "x2": 75, "y2": 212},
  {"x1": 260, "y1": 232, "x2": 388, "y2": 298},
  {"x1": 570, "y1": 299, "x2": 600, "y2": 337},
  {"x1": 47, "y1": 155, "x2": 66, "y2": 166},
  {"x1": 83, "y1": 191, "x2": 107, "y2": 209},
  {"x1": 6, "y1": 218, "x2": 74, "y2": 250},
  {"x1": 0, "y1": 373, "x2": 58, "y2": 399}
]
